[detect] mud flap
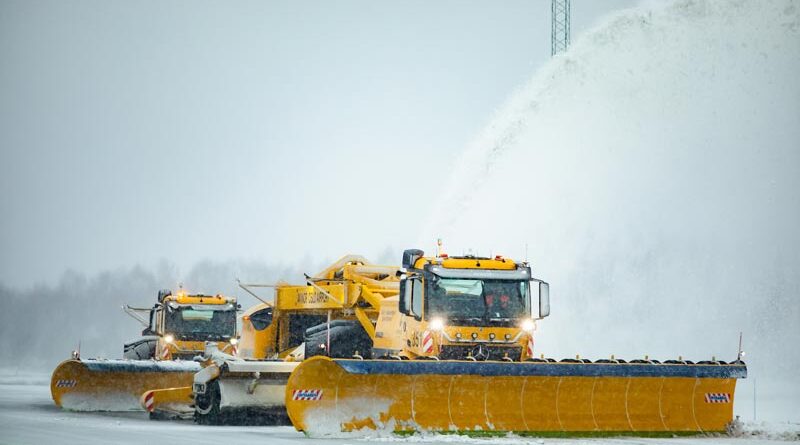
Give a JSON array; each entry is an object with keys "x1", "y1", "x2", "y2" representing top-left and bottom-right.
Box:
[{"x1": 284, "y1": 356, "x2": 747, "y2": 435}]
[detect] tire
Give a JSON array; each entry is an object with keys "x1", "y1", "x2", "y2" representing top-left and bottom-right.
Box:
[{"x1": 194, "y1": 380, "x2": 222, "y2": 425}]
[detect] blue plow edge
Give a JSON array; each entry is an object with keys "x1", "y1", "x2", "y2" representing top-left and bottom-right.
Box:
[
  {"x1": 81, "y1": 359, "x2": 202, "y2": 373},
  {"x1": 334, "y1": 359, "x2": 747, "y2": 379}
]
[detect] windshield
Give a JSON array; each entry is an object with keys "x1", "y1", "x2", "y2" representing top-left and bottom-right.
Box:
[
  {"x1": 164, "y1": 305, "x2": 236, "y2": 340},
  {"x1": 426, "y1": 277, "x2": 529, "y2": 326}
]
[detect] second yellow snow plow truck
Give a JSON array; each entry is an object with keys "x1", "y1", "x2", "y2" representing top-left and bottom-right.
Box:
[
  {"x1": 284, "y1": 249, "x2": 748, "y2": 436},
  {"x1": 51, "y1": 289, "x2": 238, "y2": 413}
]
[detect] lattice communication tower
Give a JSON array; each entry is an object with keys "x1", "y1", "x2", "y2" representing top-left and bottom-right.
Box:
[{"x1": 551, "y1": 0, "x2": 571, "y2": 56}]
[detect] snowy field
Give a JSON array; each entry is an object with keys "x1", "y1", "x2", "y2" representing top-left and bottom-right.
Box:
[{"x1": 1, "y1": 373, "x2": 797, "y2": 445}]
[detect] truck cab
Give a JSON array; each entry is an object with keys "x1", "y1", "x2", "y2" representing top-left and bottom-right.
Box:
[
  {"x1": 374, "y1": 249, "x2": 549, "y2": 361},
  {"x1": 124, "y1": 289, "x2": 239, "y2": 361}
]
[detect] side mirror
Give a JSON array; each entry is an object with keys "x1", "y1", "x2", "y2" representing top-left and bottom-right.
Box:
[
  {"x1": 402, "y1": 249, "x2": 424, "y2": 269},
  {"x1": 538, "y1": 281, "x2": 550, "y2": 318}
]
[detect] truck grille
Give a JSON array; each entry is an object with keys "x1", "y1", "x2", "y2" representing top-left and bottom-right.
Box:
[{"x1": 439, "y1": 345, "x2": 522, "y2": 361}]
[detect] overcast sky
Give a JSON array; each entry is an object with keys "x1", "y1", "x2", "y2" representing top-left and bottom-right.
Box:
[{"x1": 0, "y1": 1, "x2": 639, "y2": 287}]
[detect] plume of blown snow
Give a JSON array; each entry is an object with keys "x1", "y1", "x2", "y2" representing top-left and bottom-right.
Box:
[{"x1": 424, "y1": 0, "x2": 800, "y2": 421}]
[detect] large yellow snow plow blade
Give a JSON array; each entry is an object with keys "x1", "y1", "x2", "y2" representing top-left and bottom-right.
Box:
[
  {"x1": 51, "y1": 359, "x2": 200, "y2": 411},
  {"x1": 285, "y1": 356, "x2": 746, "y2": 436}
]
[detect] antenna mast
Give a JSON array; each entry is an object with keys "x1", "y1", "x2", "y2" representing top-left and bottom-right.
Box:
[{"x1": 551, "y1": 0, "x2": 571, "y2": 56}]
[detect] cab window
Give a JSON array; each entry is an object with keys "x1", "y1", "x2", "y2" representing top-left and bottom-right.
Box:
[{"x1": 411, "y1": 278, "x2": 423, "y2": 318}]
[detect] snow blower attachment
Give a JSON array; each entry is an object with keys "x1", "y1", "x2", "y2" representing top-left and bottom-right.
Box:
[{"x1": 51, "y1": 289, "x2": 239, "y2": 414}]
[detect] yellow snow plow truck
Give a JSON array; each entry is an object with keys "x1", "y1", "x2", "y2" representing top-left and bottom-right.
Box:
[
  {"x1": 284, "y1": 249, "x2": 748, "y2": 436},
  {"x1": 51, "y1": 289, "x2": 238, "y2": 412}
]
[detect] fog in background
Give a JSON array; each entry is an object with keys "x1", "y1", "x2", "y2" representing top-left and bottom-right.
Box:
[
  {"x1": 425, "y1": 0, "x2": 800, "y2": 422},
  {"x1": 1, "y1": 0, "x2": 799, "y2": 424},
  {"x1": 0, "y1": 0, "x2": 635, "y2": 366},
  {"x1": 0, "y1": 0, "x2": 636, "y2": 288}
]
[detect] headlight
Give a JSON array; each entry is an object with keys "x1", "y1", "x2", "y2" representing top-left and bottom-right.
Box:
[
  {"x1": 164, "y1": 334, "x2": 175, "y2": 344},
  {"x1": 230, "y1": 338, "x2": 239, "y2": 345},
  {"x1": 521, "y1": 319, "x2": 535, "y2": 333},
  {"x1": 430, "y1": 317, "x2": 445, "y2": 331}
]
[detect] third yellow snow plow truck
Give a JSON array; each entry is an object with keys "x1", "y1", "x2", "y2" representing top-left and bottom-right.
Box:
[
  {"x1": 284, "y1": 249, "x2": 748, "y2": 436},
  {"x1": 51, "y1": 289, "x2": 238, "y2": 413}
]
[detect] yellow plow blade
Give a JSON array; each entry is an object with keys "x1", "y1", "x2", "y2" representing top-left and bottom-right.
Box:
[
  {"x1": 285, "y1": 357, "x2": 746, "y2": 436},
  {"x1": 51, "y1": 359, "x2": 200, "y2": 411}
]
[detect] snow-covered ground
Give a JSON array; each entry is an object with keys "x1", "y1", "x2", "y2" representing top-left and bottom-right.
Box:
[{"x1": 1, "y1": 373, "x2": 797, "y2": 445}]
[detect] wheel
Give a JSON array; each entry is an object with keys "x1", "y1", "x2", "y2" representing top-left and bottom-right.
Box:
[{"x1": 194, "y1": 380, "x2": 222, "y2": 425}]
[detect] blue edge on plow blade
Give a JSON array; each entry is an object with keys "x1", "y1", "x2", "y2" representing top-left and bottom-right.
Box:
[
  {"x1": 334, "y1": 360, "x2": 748, "y2": 379},
  {"x1": 81, "y1": 360, "x2": 202, "y2": 373}
]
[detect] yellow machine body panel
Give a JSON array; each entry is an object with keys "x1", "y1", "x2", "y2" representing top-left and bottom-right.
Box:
[
  {"x1": 238, "y1": 303, "x2": 277, "y2": 359},
  {"x1": 285, "y1": 357, "x2": 745, "y2": 436},
  {"x1": 51, "y1": 359, "x2": 199, "y2": 411},
  {"x1": 277, "y1": 284, "x2": 348, "y2": 311},
  {"x1": 372, "y1": 297, "x2": 405, "y2": 352}
]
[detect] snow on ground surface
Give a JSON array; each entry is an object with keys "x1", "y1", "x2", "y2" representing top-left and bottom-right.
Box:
[{"x1": 0, "y1": 373, "x2": 797, "y2": 445}]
